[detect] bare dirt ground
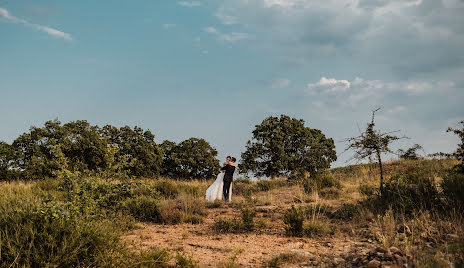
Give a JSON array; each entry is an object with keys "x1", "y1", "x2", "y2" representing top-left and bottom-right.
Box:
[{"x1": 122, "y1": 186, "x2": 379, "y2": 267}]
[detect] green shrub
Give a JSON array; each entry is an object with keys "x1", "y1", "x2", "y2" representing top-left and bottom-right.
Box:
[
  {"x1": 303, "y1": 221, "x2": 336, "y2": 238},
  {"x1": 257, "y1": 180, "x2": 275, "y2": 191},
  {"x1": 319, "y1": 187, "x2": 341, "y2": 199},
  {"x1": 283, "y1": 206, "x2": 304, "y2": 237},
  {"x1": 303, "y1": 173, "x2": 341, "y2": 194},
  {"x1": 154, "y1": 179, "x2": 179, "y2": 199},
  {"x1": 0, "y1": 193, "x2": 122, "y2": 267},
  {"x1": 441, "y1": 172, "x2": 464, "y2": 210},
  {"x1": 175, "y1": 253, "x2": 199, "y2": 268},
  {"x1": 330, "y1": 203, "x2": 360, "y2": 220},
  {"x1": 159, "y1": 196, "x2": 206, "y2": 224},
  {"x1": 123, "y1": 196, "x2": 161, "y2": 222},
  {"x1": 359, "y1": 184, "x2": 377, "y2": 197},
  {"x1": 213, "y1": 207, "x2": 257, "y2": 233},
  {"x1": 302, "y1": 203, "x2": 330, "y2": 218},
  {"x1": 137, "y1": 248, "x2": 171, "y2": 268},
  {"x1": 381, "y1": 172, "x2": 440, "y2": 215}
]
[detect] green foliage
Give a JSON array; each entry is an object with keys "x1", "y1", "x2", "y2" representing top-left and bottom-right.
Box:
[
  {"x1": 154, "y1": 178, "x2": 180, "y2": 199},
  {"x1": 240, "y1": 115, "x2": 337, "y2": 178},
  {"x1": 0, "y1": 185, "x2": 124, "y2": 267},
  {"x1": 441, "y1": 172, "x2": 464, "y2": 210},
  {"x1": 303, "y1": 221, "x2": 336, "y2": 238},
  {"x1": 6, "y1": 119, "x2": 163, "y2": 180},
  {"x1": 161, "y1": 138, "x2": 221, "y2": 179},
  {"x1": 137, "y1": 248, "x2": 171, "y2": 268},
  {"x1": 175, "y1": 253, "x2": 199, "y2": 268},
  {"x1": 123, "y1": 196, "x2": 162, "y2": 222},
  {"x1": 283, "y1": 206, "x2": 304, "y2": 237},
  {"x1": 359, "y1": 184, "x2": 377, "y2": 197},
  {"x1": 102, "y1": 125, "x2": 163, "y2": 177},
  {"x1": 213, "y1": 207, "x2": 257, "y2": 233},
  {"x1": 302, "y1": 173, "x2": 341, "y2": 194},
  {"x1": 257, "y1": 179, "x2": 275, "y2": 191}
]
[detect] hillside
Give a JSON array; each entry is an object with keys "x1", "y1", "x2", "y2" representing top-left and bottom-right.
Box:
[{"x1": 0, "y1": 159, "x2": 462, "y2": 267}]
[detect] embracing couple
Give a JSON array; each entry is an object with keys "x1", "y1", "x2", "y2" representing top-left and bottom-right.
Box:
[{"x1": 205, "y1": 156, "x2": 236, "y2": 202}]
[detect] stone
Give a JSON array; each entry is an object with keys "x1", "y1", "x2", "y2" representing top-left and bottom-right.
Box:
[
  {"x1": 366, "y1": 259, "x2": 381, "y2": 267},
  {"x1": 389, "y1": 247, "x2": 401, "y2": 255}
]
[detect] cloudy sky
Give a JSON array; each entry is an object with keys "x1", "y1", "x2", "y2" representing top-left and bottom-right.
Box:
[{"x1": 1, "y1": 0, "x2": 463, "y2": 166}]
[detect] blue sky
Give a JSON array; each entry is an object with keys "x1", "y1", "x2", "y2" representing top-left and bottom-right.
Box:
[{"x1": 1, "y1": 0, "x2": 463, "y2": 166}]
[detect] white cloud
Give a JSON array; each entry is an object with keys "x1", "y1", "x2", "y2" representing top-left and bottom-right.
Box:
[
  {"x1": 163, "y1": 23, "x2": 176, "y2": 29},
  {"x1": 307, "y1": 77, "x2": 350, "y2": 93},
  {"x1": 202, "y1": 50, "x2": 208, "y2": 54},
  {"x1": 270, "y1": 78, "x2": 290, "y2": 88},
  {"x1": 178, "y1": 1, "x2": 201, "y2": 7},
  {"x1": 307, "y1": 76, "x2": 454, "y2": 107},
  {"x1": 387, "y1": 105, "x2": 407, "y2": 114},
  {"x1": 0, "y1": 8, "x2": 72, "y2": 40},
  {"x1": 203, "y1": 26, "x2": 251, "y2": 42}
]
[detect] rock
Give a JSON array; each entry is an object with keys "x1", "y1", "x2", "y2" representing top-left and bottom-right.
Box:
[
  {"x1": 389, "y1": 247, "x2": 401, "y2": 255},
  {"x1": 333, "y1": 257, "x2": 343, "y2": 265},
  {"x1": 366, "y1": 259, "x2": 381, "y2": 267}
]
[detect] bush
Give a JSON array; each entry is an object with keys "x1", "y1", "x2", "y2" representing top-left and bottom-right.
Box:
[
  {"x1": 441, "y1": 172, "x2": 464, "y2": 210},
  {"x1": 137, "y1": 248, "x2": 171, "y2": 268},
  {"x1": 0, "y1": 191, "x2": 123, "y2": 267},
  {"x1": 283, "y1": 206, "x2": 304, "y2": 237},
  {"x1": 159, "y1": 196, "x2": 206, "y2": 224},
  {"x1": 381, "y1": 172, "x2": 440, "y2": 215},
  {"x1": 303, "y1": 221, "x2": 336, "y2": 238},
  {"x1": 176, "y1": 252, "x2": 199, "y2": 268},
  {"x1": 213, "y1": 207, "x2": 257, "y2": 233},
  {"x1": 359, "y1": 184, "x2": 377, "y2": 197},
  {"x1": 154, "y1": 179, "x2": 179, "y2": 199},
  {"x1": 303, "y1": 173, "x2": 341, "y2": 194},
  {"x1": 319, "y1": 187, "x2": 341, "y2": 199},
  {"x1": 330, "y1": 203, "x2": 360, "y2": 220},
  {"x1": 257, "y1": 179, "x2": 275, "y2": 191},
  {"x1": 123, "y1": 196, "x2": 161, "y2": 222}
]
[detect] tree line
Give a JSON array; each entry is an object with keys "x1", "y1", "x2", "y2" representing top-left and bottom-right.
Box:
[{"x1": 0, "y1": 115, "x2": 338, "y2": 181}]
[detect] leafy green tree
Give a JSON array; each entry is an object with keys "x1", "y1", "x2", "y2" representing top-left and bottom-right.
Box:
[
  {"x1": 11, "y1": 120, "x2": 109, "y2": 179},
  {"x1": 160, "y1": 138, "x2": 220, "y2": 179},
  {"x1": 344, "y1": 109, "x2": 404, "y2": 194},
  {"x1": 240, "y1": 115, "x2": 337, "y2": 178},
  {"x1": 101, "y1": 125, "x2": 163, "y2": 178}
]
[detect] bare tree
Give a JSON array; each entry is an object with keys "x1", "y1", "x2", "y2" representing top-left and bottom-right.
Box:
[{"x1": 344, "y1": 108, "x2": 405, "y2": 194}]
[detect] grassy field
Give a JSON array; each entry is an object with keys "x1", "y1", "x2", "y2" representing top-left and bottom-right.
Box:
[{"x1": 0, "y1": 158, "x2": 463, "y2": 267}]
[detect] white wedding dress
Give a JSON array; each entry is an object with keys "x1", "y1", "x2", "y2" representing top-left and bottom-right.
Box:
[{"x1": 205, "y1": 172, "x2": 232, "y2": 202}]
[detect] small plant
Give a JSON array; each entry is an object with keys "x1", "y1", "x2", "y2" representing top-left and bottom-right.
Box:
[
  {"x1": 123, "y1": 196, "x2": 161, "y2": 222},
  {"x1": 137, "y1": 248, "x2": 171, "y2": 267},
  {"x1": 175, "y1": 252, "x2": 199, "y2": 268},
  {"x1": 154, "y1": 179, "x2": 179, "y2": 199},
  {"x1": 257, "y1": 180, "x2": 274, "y2": 191},
  {"x1": 441, "y1": 172, "x2": 464, "y2": 211},
  {"x1": 303, "y1": 173, "x2": 341, "y2": 194},
  {"x1": 283, "y1": 206, "x2": 304, "y2": 236},
  {"x1": 359, "y1": 184, "x2": 377, "y2": 197},
  {"x1": 213, "y1": 206, "x2": 257, "y2": 233},
  {"x1": 303, "y1": 220, "x2": 336, "y2": 238}
]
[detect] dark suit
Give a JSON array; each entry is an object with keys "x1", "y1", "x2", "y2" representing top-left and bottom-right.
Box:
[{"x1": 221, "y1": 164, "x2": 235, "y2": 201}]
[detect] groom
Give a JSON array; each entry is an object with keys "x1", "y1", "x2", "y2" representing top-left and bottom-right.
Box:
[{"x1": 221, "y1": 157, "x2": 236, "y2": 202}]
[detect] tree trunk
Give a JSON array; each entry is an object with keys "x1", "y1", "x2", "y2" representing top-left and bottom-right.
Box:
[{"x1": 377, "y1": 151, "x2": 384, "y2": 195}]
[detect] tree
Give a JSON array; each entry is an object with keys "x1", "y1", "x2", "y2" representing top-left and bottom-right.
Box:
[
  {"x1": 240, "y1": 115, "x2": 337, "y2": 178},
  {"x1": 447, "y1": 120, "x2": 464, "y2": 173},
  {"x1": 398, "y1": 144, "x2": 423, "y2": 160},
  {"x1": 101, "y1": 125, "x2": 163, "y2": 178},
  {"x1": 0, "y1": 142, "x2": 15, "y2": 180},
  {"x1": 160, "y1": 138, "x2": 220, "y2": 179},
  {"x1": 11, "y1": 120, "x2": 109, "y2": 179},
  {"x1": 344, "y1": 108, "x2": 404, "y2": 194}
]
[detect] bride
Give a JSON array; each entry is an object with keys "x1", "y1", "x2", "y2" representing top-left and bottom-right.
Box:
[{"x1": 205, "y1": 156, "x2": 234, "y2": 202}]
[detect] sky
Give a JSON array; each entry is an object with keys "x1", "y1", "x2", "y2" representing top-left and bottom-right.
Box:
[{"x1": 1, "y1": 0, "x2": 463, "y2": 167}]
